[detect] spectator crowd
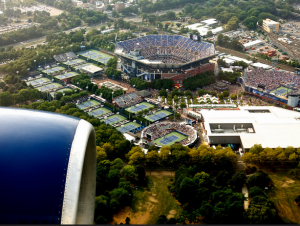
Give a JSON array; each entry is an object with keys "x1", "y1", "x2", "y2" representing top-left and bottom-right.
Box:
[
  {"x1": 243, "y1": 68, "x2": 300, "y2": 95},
  {"x1": 116, "y1": 35, "x2": 215, "y2": 64}
]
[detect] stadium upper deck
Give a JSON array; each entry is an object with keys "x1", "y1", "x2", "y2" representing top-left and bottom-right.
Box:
[{"x1": 115, "y1": 35, "x2": 215, "y2": 65}]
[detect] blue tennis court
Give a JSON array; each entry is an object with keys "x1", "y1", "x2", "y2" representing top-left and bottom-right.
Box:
[
  {"x1": 99, "y1": 57, "x2": 110, "y2": 62},
  {"x1": 104, "y1": 116, "x2": 120, "y2": 124},
  {"x1": 148, "y1": 112, "x2": 168, "y2": 121},
  {"x1": 89, "y1": 109, "x2": 105, "y2": 116},
  {"x1": 159, "y1": 135, "x2": 180, "y2": 145},
  {"x1": 77, "y1": 100, "x2": 99, "y2": 109},
  {"x1": 130, "y1": 104, "x2": 148, "y2": 112},
  {"x1": 27, "y1": 78, "x2": 49, "y2": 86},
  {"x1": 82, "y1": 51, "x2": 98, "y2": 57},
  {"x1": 117, "y1": 124, "x2": 136, "y2": 134},
  {"x1": 55, "y1": 72, "x2": 77, "y2": 79}
]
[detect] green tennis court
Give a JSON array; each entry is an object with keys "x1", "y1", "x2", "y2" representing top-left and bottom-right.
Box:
[
  {"x1": 125, "y1": 102, "x2": 155, "y2": 113},
  {"x1": 270, "y1": 86, "x2": 293, "y2": 96},
  {"x1": 37, "y1": 82, "x2": 63, "y2": 92},
  {"x1": 55, "y1": 72, "x2": 79, "y2": 80},
  {"x1": 154, "y1": 131, "x2": 187, "y2": 146},
  {"x1": 42, "y1": 66, "x2": 65, "y2": 74},
  {"x1": 88, "y1": 107, "x2": 112, "y2": 117},
  {"x1": 144, "y1": 110, "x2": 173, "y2": 122},
  {"x1": 116, "y1": 122, "x2": 141, "y2": 134},
  {"x1": 77, "y1": 99, "x2": 100, "y2": 110},
  {"x1": 50, "y1": 88, "x2": 73, "y2": 97},
  {"x1": 100, "y1": 114, "x2": 126, "y2": 125}
]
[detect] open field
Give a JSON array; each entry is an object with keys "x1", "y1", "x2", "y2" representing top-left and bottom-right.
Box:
[
  {"x1": 110, "y1": 175, "x2": 182, "y2": 225},
  {"x1": 266, "y1": 171, "x2": 300, "y2": 224}
]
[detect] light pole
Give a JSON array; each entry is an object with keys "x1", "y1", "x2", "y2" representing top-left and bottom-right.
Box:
[
  {"x1": 16, "y1": 71, "x2": 19, "y2": 79},
  {"x1": 44, "y1": 57, "x2": 46, "y2": 67},
  {"x1": 34, "y1": 60, "x2": 36, "y2": 69},
  {"x1": 112, "y1": 91, "x2": 114, "y2": 112},
  {"x1": 70, "y1": 44, "x2": 73, "y2": 52}
]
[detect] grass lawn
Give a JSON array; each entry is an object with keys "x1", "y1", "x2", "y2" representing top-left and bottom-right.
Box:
[
  {"x1": 266, "y1": 171, "x2": 300, "y2": 224},
  {"x1": 110, "y1": 175, "x2": 182, "y2": 224},
  {"x1": 154, "y1": 131, "x2": 187, "y2": 146}
]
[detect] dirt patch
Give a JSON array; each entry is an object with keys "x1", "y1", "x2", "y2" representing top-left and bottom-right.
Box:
[
  {"x1": 149, "y1": 196, "x2": 158, "y2": 203},
  {"x1": 282, "y1": 180, "x2": 295, "y2": 188},
  {"x1": 169, "y1": 210, "x2": 177, "y2": 215},
  {"x1": 110, "y1": 206, "x2": 150, "y2": 225},
  {"x1": 167, "y1": 214, "x2": 174, "y2": 219}
]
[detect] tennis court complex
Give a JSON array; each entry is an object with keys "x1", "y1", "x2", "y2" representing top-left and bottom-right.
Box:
[
  {"x1": 116, "y1": 122, "x2": 141, "y2": 134},
  {"x1": 101, "y1": 114, "x2": 126, "y2": 125},
  {"x1": 88, "y1": 107, "x2": 111, "y2": 117},
  {"x1": 65, "y1": 59, "x2": 85, "y2": 66},
  {"x1": 55, "y1": 72, "x2": 79, "y2": 80},
  {"x1": 26, "y1": 77, "x2": 50, "y2": 86},
  {"x1": 42, "y1": 66, "x2": 65, "y2": 74},
  {"x1": 78, "y1": 50, "x2": 114, "y2": 65},
  {"x1": 77, "y1": 99, "x2": 100, "y2": 110},
  {"x1": 145, "y1": 110, "x2": 172, "y2": 122},
  {"x1": 154, "y1": 131, "x2": 187, "y2": 146},
  {"x1": 271, "y1": 86, "x2": 293, "y2": 96},
  {"x1": 125, "y1": 102, "x2": 155, "y2": 113},
  {"x1": 50, "y1": 88, "x2": 73, "y2": 97},
  {"x1": 74, "y1": 63, "x2": 93, "y2": 70},
  {"x1": 37, "y1": 82, "x2": 63, "y2": 92}
]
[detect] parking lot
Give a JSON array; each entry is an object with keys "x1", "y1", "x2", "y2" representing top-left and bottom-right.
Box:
[{"x1": 280, "y1": 21, "x2": 300, "y2": 40}]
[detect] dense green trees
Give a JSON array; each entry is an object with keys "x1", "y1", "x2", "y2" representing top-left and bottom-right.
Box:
[
  {"x1": 129, "y1": 77, "x2": 149, "y2": 90},
  {"x1": 182, "y1": 72, "x2": 216, "y2": 91},
  {"x1": 218, "y1": 71, "x2": 241, "y2": 84},
  {"x1": 217, "y1": 34, "x2": 244, "y2": 51},
  {"x1": 170, "y1": 164, "x2": 246, "y2": 224},
  {"x1": 242, "y1": 144, "x2": 300, "y2": 167},
  {"x1": 151, "y1": 79, "x2": 174, "y2": 90}
]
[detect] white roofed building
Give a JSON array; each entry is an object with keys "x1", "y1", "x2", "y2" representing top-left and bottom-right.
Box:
[{"x1": 201, "y1": 106, "x2": 300, "y2": 151}]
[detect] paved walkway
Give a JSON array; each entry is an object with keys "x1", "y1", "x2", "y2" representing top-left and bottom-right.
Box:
[{"x1": 242, "y1": 184, "x2": 249, "y2": 210}]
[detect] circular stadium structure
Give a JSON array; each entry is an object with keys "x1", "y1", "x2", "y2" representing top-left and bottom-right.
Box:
[
  {"x1": 141, "y1": 122, "x2": 198, "y2": 148},
  {"x1": 115, "y1": 35, "x2": 217, "y2": 82}
]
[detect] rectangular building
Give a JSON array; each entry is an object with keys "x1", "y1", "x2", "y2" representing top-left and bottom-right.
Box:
[
  {"x1": 201, "y1": 106, "x2": 300, "y2": 151},
  {"x1": 263, "y1": 19, "x2": 279, "y2": 33}
]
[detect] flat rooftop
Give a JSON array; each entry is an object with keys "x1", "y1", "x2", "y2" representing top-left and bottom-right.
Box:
[{"x1": 202, "y1": 106, "x2": 300, "y2": 149}]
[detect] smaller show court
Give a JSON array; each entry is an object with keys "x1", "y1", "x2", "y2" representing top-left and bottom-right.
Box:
[{"x1": 154, "y1": 131, "x2": 187, "y2": 146}]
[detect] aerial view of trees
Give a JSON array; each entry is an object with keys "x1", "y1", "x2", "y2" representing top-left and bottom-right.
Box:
[
  {"x1": 129, "y1": 77, "x2": 149, "y2": 90},
  {"x1": 182, "y1": 72, "x2": 216, "y2": 91}
]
